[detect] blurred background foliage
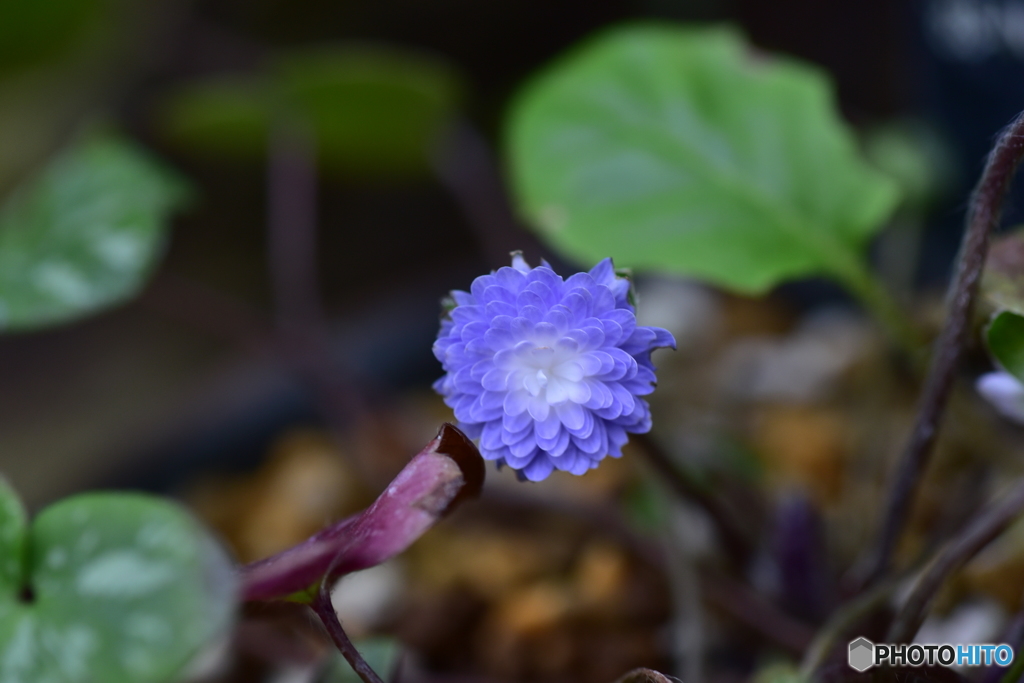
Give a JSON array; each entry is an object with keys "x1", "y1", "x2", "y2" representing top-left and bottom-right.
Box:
[{"x1": 6, "y1": 0, "x2": 1024, "y2": 682}]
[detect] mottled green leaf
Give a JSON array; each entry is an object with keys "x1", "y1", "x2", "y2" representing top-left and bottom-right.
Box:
[
  {"x1": 987, "y1": 310, "x2": 1024, "y2": 383},
  {"x1": 0, "y1": 490, "x2": 237, "y2": 683},
  {"x1": 506, "y1": 24, "x2": 900, "y2": 294},
  {"x1": 0, "y1": 136, "x2": 189, "y2": 331},
  {"x1": 0, "y1": 478, "x2": 26, "y2": 597}
]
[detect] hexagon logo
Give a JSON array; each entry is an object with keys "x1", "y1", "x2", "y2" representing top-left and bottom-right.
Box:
[{"x1": 848, "y1": 637, "x2": 875, "y2": 672}]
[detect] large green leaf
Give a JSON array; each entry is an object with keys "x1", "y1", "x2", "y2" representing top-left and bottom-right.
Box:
[
  {"x1": 0, "y1": 0, "x2": 103, "y2": 74},
  {"x1": 506, "y1": 24, "x2": 900, "y2": 294},
  {"x1": 0, "y1": 481, "x2": 237, "y2": 683},
  {"x1": 0, "y1": 136, "x2": 189, "y2": 331}
]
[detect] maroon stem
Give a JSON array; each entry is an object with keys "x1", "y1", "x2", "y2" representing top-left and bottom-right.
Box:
[
  {"x1": 268, "y1": 122, "x2": 324, "y2": 331},
  {"x1": 266, "y1": 122, "x2": 366, "y2": 428},
  {"x1": 887, "y1": 479, "x2": 1024, "y2": 642},
  {"x1": 864, "y1": 110, "x2": 1024, "y2": 587},
  {"x1": 430, "y1": 119, "x2": 572, "y2": 272},
  {"x1": 700, "y1": 570, "x2": 815, "y2": 654},
  {"x1": 311, "y1": 581, "x2": 386, "y2": 683}
]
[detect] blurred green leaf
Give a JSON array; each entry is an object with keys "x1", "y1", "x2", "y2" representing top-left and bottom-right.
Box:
[
  {"x1": 506, "y1": 24, "x2": 900, "y2": 294},
  {"x1": 622, "y1": 477, "x2": 671, "y2": 532},
  {"x1": 0, "y1": 135, "x2": 190, "y2": 331},
  {"x1": 155, "y1": 76, "x2": 272, "y2": 161},
  {"x1": 156, "y1": 45, "x2": 461, "y2": 177},
  {"x1": 0, "y1": 488, "x2": 237, "y2": 683},
  {"x1": 987, "y1": 310, "x2": 1024, "y2": 382},
  {"x1": 0, "y1": 0, "x2": 103, "y2": 74},
  {"x1": 864, "y1": 121, "x2": 954, "y2": 213},
  {"x1": 752, "y1": 662, "x2": 803, "y2": 683},
  {"x1": 276, "y1": 46, "x2": 460, "y2": 176}
]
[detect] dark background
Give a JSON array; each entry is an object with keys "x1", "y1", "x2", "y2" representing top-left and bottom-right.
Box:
[{"x1": 1, "y1": 0, "x2": 1020, "y2": 509}]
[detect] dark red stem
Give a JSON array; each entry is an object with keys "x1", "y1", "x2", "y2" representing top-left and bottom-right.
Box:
[
  {"x1": 887, "y1": 479, "x2": 1024, "y2": 642},
  {"x1": 266, "y1": 122, "x2": 366, "y2": 428},
  {"x1": 311, "y1": 581, "x2": 386, "y2": 683},
  {"x1": 865, "y1": 110, "x2": 1024, "y2": 586}
]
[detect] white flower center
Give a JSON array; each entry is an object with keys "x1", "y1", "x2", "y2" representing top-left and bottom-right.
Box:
[{"x1": 507, "y1": 342, "x2": 589, "y2": 405}]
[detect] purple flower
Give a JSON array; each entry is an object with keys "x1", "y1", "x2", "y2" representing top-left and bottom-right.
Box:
[{"x1": 432, "y1": 254, "x2": 676, "y2": 481}]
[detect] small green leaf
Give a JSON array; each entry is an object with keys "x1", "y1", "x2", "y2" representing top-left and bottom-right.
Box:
[
  {"x1": 0, "y1": 488, "x2": 237, "y2": 683},
  {"x1": 155, "y1": 46, "x2": 462, "y2": 178},
  {"x1": 275, "y1": 46, "x2": 460, "y2": 176},
  {"x1": 987, "y1": 310, "x2": 1024, "y2": 382},
  {"x1": 0, "y1": 135, "x2": 190, "y2": 331},
  {"x1": 506, "y1": 24, "x2": 900, "y2": 294},
  {"x1": 0, "y1": 0, "x2": 103, "y2": 74}
]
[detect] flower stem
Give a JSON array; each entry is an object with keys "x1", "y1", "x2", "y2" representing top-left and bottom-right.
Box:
[
  {"x1": 799, "y1": 578, "x2": 898, "y2": 678},
  {"x1": 887, "y1": 479, "x2": 1024, "y2": 643},
  {"x1": 853, "y1": 111, "x2": 1024, "y2": 594},
  {"x1": 986, "y1": 609, "x2": 1024, "y2": 683},
  {"x1": 311, "y1": 581, "x2": 386, "y2": 683},
  {"x1": 999, "y1": 653, "x2": 1024, "y2": 683},
  {"x1": 266, "y1": 121, "x2": 369, "y2": 434}
]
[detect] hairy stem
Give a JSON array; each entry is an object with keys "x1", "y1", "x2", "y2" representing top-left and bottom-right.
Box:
[
  {"x1": 887, "y1": 479, "x2": 1024, "y2": 643},
  {"x1": 864, "y1": 110, "x2": 1024, "y2": 587},
  {"x1": 311, "y1": 580, "x2": 386, "y2": 683}
]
